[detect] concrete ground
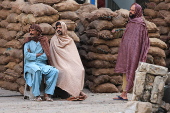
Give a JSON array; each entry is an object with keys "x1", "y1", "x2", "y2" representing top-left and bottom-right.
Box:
[{"x1": 0, "y1": 88, "x2": 132, "y2": 113}]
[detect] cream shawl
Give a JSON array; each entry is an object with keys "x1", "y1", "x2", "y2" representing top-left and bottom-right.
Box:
[{"x1": 50, "y1": 22, "x2": 85, "y2": 97}]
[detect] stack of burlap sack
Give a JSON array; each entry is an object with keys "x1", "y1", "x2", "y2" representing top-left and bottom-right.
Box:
[
  {"x1": 75, "y1": 4, "x2": 167, "y2": 93},
  {"x1": 0, "y1": 0, "x2": 81, "y2": 94},
  {"x1": 144, "y1": 0, "x2": 170, "y2": 70}
]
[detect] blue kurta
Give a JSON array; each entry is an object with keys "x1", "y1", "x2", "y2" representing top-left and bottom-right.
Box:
[{"x1": 24, "y1": 40, "x2": 59, "y2": 96}]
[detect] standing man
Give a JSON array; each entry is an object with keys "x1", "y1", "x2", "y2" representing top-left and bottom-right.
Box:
[
  {"x1": 24, "y1": 24, "x2": 59, "y2": 101},
  {"x1": 113, "y1": 3, "x2": 150, "y2": 100},
  {"x1": 50, "y1": 22, "x2": 87, "y2": 101}
]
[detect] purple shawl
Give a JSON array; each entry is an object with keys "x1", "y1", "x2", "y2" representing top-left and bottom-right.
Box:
[{"x1": 114, "y1": 3, "x2": 150, "y2": 92}]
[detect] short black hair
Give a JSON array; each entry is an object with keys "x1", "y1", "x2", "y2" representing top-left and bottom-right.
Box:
[{"x1": 55, "y1": 22, "x2": 61, "y2": 28}]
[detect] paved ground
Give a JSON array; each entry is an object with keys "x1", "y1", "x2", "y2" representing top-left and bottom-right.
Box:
[{"x1": 0, "y1": 88, "x2": 132, "y2": 113}]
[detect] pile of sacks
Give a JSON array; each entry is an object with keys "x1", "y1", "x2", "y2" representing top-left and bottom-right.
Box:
[
  {"x1": 145, "y1": 0, "x2": 170, "y2": 70},
  {"x1": 0, "y1": 0, "x2": 81, "y2": 94},
  {"x1": 75, "y1": 4, "x2": 167, "y2": 93}
]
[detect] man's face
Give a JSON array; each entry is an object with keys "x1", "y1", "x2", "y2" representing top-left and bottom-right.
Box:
[
  {"x1": 129, "y1": 5, "x2": 135, "y2": 19},
  {"x1": 29, "y1": 28, "x2": 39, "y2": 37},
  {"x1": 56, "y1": 25, "x2": 62, "y2": 35}
]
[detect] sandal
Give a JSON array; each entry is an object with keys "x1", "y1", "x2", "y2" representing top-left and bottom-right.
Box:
[
  {"x1": 67, "y1": 96, "x2": 85, "y2": 101},
  {"x1": 33, "y1": 96, "x2": 42, "y2": 101},
  {"x1": 44, "y1": 96, "x2": 53, "y2": 102}
]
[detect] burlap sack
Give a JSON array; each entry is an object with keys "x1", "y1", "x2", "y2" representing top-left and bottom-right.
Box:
[
  {"x1": 0, "y1": 65, "x2": 7, "y2": 72},
  {"x1": 146, "y1": 54, "x2": 154, "y2": 64},
  {"x1": 0, "y1": 48, "x2": 7, "y2": 55},
  {"x1": 165, "y1": 15, "x2": 170, "y2": 24},
  {"x1": 98, "y1": 30, "x2": 114, "y2": 40},
  {"x1": 85, "y1": 29, "x2": 98, "y2": 37},
  {"x1": 86, "y1": 68, "x2": 118, "y2": 76},
  {"x1": 14, "y1": 64, "x2": 23, "y2": 74},
  {"x1": 22, "y1": 24, "x2": 30, "y2": 33},
  {"x1": 79, "y1": 12, "x2": 90, "y2": 28},
  {"x1": 5, "y1": 40, "x2": 22, "y2": 49},
  {"x1": 160, "y1": 35, "x2": 170, "y2": 42},
  {"x1": 76, "y1": 3, "x2": 97, "y2": 15},
  {"x1": 18, "y1": 61, "x2": 23, "y2": 69},
  {"x1": 4, "y1": 69, "x2": 21, "y2": 78},
  {"x1": 111, "y1": 28, "x2": 125, "y2": 38},
  {"x1": 1, "y1": 82, "x2": 19, "y2": 91},
  {"x1": 2, "y1": 0, "x2": 12, "y2": 9},
  {"x1": 86, "y1": 52, "x2": 118, "y2": 62},
  {"x1": 165, "y1": 0, "x2": 170, "y2": 3},
  {"x1": 6, "y1": 13, "x2": 18, "y2": 23},
  {"x1": 83, "y1": 60, "x2": 116, "y2": 68},
  {"x1": 150, "y1": 38, "x2": 167, "y2": 49},
  {"x1": 79, "y1": 34, "x2": 89, "y2": 44},
  {"x1": 144, "y1": 9, "x2": 157, "y2": 18},
  {"x1": 0, "y1": 39, "x2": 7, "y2": 47},
  {"x1": 112, "y1": 14, "x2": 128, "y2": 28},
  {"x1": 16, "y1": 31, "x2": 24, "y2": 39},
  {"x1": 146, "y1": 2, "x2": 157, "y2": 9},
  {"x1": 93, "y1": 75, "x2": 111, "y2": 86},
  {"x1": 17, "y1": 13, "x2": 27, "y2": 25},
  {"x1": 3, "y1": 48, "x2": 22, "y2": 59},
  {"x1": 145, "y1": 20, "x2": 159, "y2": 33},
  {"x1": 11, "y1": 1, "x2": 23, "y2": 14},
  {"x1": 115, "y1": 8, "x2": 129, "y2": 19},
  {"x1": 153, "y1": 56, "x2": 166, "y2": 67},
  {"x1": 67, "y1": 31, "x2": 80, "y2": 42},
  {"x1": 19, "y1": 86, "x2": 25, "y2": 95},
  {"x1": 94, "y1": 83, "x2": 119, "y2": 93},
  {"x1": 76, "y1": 20, "x2": 85, "y2": 35},
  {"x1": 149, "y1": 0, "x2": 163, "y2": 3},
  {"x1": 39, "y1": 23, "x2": 55, "y2": 35},
  {"x1": 4, "y1": 75, "x2": 16, "y2": 83},
  {"x1": 53, "y1": 0, "x2": 80, "y2": 12},
  {"x1": 148, "y1": 32, "x2": 160, "y2": 38},
  {"x1": 6, "y1": 23, "x2": 21, "y2": 31},
  {"x1": 81, "y1": 45, "x2": 111, "y2": 54},
  {"x1": 88, "y1": 37, "x2": 121, "y2": 47},
  {"x1": 0, "y1": 30, "x2": 17, "y2": 41},
  {"x1": 59, "y1": 11, "x2": 79, "y2": 21},
  {"x1": 151, "y1": 18, "x2": 167, "y2": 26},
  {"x1": 0, "y1": 1, "x2": 2, "y2": 10},
  {"x1": 0, "y1": 20, "x2": 9, "y2": 28},
  {"x1": 157, "y1": 10, "x2": 170, "y2": 18},
  {"x1": 158, "y1": 26, "x2": 170, "y2": 35},
  {"x1": 87, "y1": 20, "x2": 113, "y2": 31},
  {"x1": 148, "y1": 46, "x2": 166, "y2": 57},
  {"x1": 29, "y1": 0, "x2": 65, "y2": 4},
  {"x1": 5, "y1": 62, "x2": 16, "y2": 70},
  {"x1": 110, "y1": 47, "x2": 119, "y2": 55},
  {"x1": 16, "y1": 77, "x2": 25, "y2": 86},
  {"x1": 30, "y1": 3, "x2": 58, "y2": 17},
  {"x1": 165, "y1": 49, "x2": 170, "y2": 57},
  {"x1": 0, "y1": 9, "x2": 11, "y2": 19},
  {"x1": 154, "y1": 2, "x2": 170, "y2": 11},
  {"x1": 110, "y1": 75, "x2": 123, "y2": 85}
]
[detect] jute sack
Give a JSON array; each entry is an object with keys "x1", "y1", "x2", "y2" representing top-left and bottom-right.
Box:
[
  {"x1": 87, "y1": 20, "x2": 114, "y2": 31},
  {"x1": 146, "y1": 54, "x2": 154, "y2": 64},
  {"x1": 79, "y1": 12, "x2": 90, "y2": 28},
  {"x1": 24, "y1": 14, "x2": 60, "y2": 24},
  {"x1": 6, "y1": 23, "x2": 21, "y2": 31},
  {"x1": 165, "y1": 49, "x2": 170, "y2": 57},
  {"x1": 86, "y1": 52, "x2": 118, "y2": 62},
  {"x1": 153, "y1": 56, "x2": 166, "y2": 67},
  {"x1": 16, "y1": 31, "x2": 24, "y2": 39},
  {"x1": 86, "y1": 68, "x2": 118, "y2": 76},
  {"x1": 81, "y1": 45, "x2": 111, "y2": 54},
  {"x1": 4, "y1": 69, "x2": 21, "y2": 78},
  {"x1": 79, "y1": 34, "x2": 89, "y2": 44},
  {"x1": 6, "y1": 13, "x2": 18, "y2": 23},
  {"x1": 145, "y1": 20, "x2": 159, "y2": 33},
  {"x1": 148, "y1": 32, "x2": 160, "y2": 38},
  {"x1": 5, "y1": 40, "x2": 22, "y2": 49},
  {"x1": 88, "y1": 37, "x2": 121, "y2": 47},
  {"x1": 19, "y1": 86, "x2": 25, "y2": 95},
  {"x1": 0, "y1": 48, "x2": 7, "y2": 55},
  {"x1": 85, "y1": 80, "x2": 95, "y2": 92},
  {"x1": 0, "y1": 56, "x2": 16, "y2": 65},
  {"x1": 1, "y1": 81, "x2": 19, "y2": 91},
  {"x1": 67, "y1": 31, "x2": 80, "y2": 42},
  {"x1": 112, "y1": 14, "x2": 128, "y2": 28},
  {"x1": 4, "y1": 75, "x2": 16, "y2": 83},
  {"x1": 19, "y1": 61, "x2": 23, "y2": 68},
  {"x1": 0, "y1": 1, "x2": 2, "y2": 10},
  {"x1": 85, "y1": 29, "x2": 98, "y2": 37},
  {"x1": 93, "y1": 75, "x2": 111, "y2": 86},
  {"x1": 115, "y1": 8, "x2": 129, "y2": 19},
  {"x1": 151, "y1": 18, "x2": 167, "y2": 26},
  {"x1": 146, "y1": 2, "x2": 157, "y2": 9},
  {"x1": 98, "y1": 30, "x2": 114, "y2": 40},
  {"x1": 157, "y1": 10, "x2": 170, "y2": 18},
  {"x1": 1, "y1": 30, "x2": 17, "y2": 41},
  {"x1": 110, "y1": 47, "x2": 119, "y2": 55},
  {"x1": 16, "y1": 77, "x2": 25, "y2": 86},
  {"x1": 111, "y1": 28, "x2": 125, "y2": 38},
  {"x1": 0, "y1": 20, "x2": 9, "y2": 28},
  {"x1": 144, "y1": 9, "x2": 157, "y2": 18},
  {"x1": 110, "y1": 75, "x2": 123, "y2": 85},
  {"x1": 148, "y1": 46, "x2": 166, "y2": 57},
  {"x1": 39, "y1": 23, "x2": 55, "y2": 35},
  {"x1": 29, "y1": 0, "x2": 65, "y2": 4},
  {"x1": 149, "y1": 0, "x2": 163, "y2": 3},
  {"x1": 154, "y1": 2, "x2": 170, "y2": 11},
  {"x1": 11, "y1": 1, "x2": 23, "y2": 14},
  {"x1": 59, "y1": 11, "x2": 79, "y2": 21},
  {"x1": 14, "y1": 64, "x2": 23, "y2": 74},
  {"x1": 158, "y1": 26, "x2": 170, "y2": 35},
  {"x1": 22, "y1": 24, "x2": 30, "y2": 33},
  {"x1": 5, "y1": 62, "x2": 16, "y2": 70},
  {"x1": 76, "y1": 3, "x2": 97, "y2": 15},
  {"x1": 30, "y1": 3, "x2": 58, "y2": 17},
  {"x1": 2, "y1": 0, "x2": 12, "y2": 9},
  {"x1": 83, "y1": 60, "x2": 116, "y2": 68},
  {"x1": 53, "y1": 0, "x2": 80, "y2": 12},
  {"x1": 79, "y1": 50, "x2": 87, "y2": 59},
  {"x1": 160, "y1": 35, "x2": 170, "y2": 42},
  {"x1": 0, "y1": 65, "x2": 7, "y2": 72},
  {"x1": 149, "y1": 38, "x2": 167, "y2": 49},
  {"x1": 0, "y1": 9, "x2": 11, "y2": 19},
  {"x1": 165, "y1": 0, "x2": 170, "y2": 3},
  {"x1": 76, "y1": 20, "x2": 85, "y2": 35},
  {"x1": 3, "y1": 48, "x2": 22, "y2": 59},
  {"x1": 94, "y1": 83, "x2": 119, "y2": 93},
  {"x1": 0, "y1": 39, "x2": 7, "y2": 47},
  {"x1": 17, "y1": 13, "x2": 27, "y2": 25},
  {"x1": 165, "y1": 15, "x2": 170, "y2": 24}
]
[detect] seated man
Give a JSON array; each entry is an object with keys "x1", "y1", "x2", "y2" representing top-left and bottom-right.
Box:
[
  {"x1": 50, "y1": 22, "x2": 87, "y2": 101},
  {"x1": 24, "y1": 24, "x2": 59, "y2": 101}
]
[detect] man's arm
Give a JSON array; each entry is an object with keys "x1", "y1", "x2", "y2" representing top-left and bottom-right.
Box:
[
  {"x1": 24, "y1": 43, "x2": 37, "y2": 60},
  {"x1": 37, "y1": 52, "x2": 48, "y2": 60}
]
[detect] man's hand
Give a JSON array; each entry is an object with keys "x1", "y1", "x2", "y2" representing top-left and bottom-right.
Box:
[
  {"x1": 36, "y1": 53, "x2": 43, "y2": 57},
  {"x1": 27, "y1": 49, "x2": 31, "y2": 53}
]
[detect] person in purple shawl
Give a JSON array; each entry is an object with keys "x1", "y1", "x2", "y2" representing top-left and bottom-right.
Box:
[{"x1": 113, "y1": 3, "x2": 150, "y2": 101}]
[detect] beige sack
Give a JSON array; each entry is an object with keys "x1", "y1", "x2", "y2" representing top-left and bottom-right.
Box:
[
  {"x1": 5, "y1": 40, "x2": 22, "y2": 49},
  {"x1": 86, "y1": 68, "x2": 118, "y2": 76},
  {"x1": 59, "y1": 11, "x2": 79, "y2": 21},
  {"x1": 0, "y1": 9, "x2": 11, "y2": 19},
  {"x1": 0, "y1": 29, "x2": 17, "y2": 41},
  {"x1": 0, "y1": 56, "x2": 16, "y2": 65},
  {"x1": 112, "y1": 14, "x2": 128, "y2": 28},
  {"x1": 111, "y1": 28, "x2": 125, "y2": 38},
  {"x1": 7, "y1": 13, "x2": 18, "y2": 23},
  {"x1": 154, "y1": 2, "x2": 170, "y2": 11},
  {"x1": 148, "y1": 46, "x2": 166, "y2": 57},
  {"x1": 110, "y1": 75, "x2": 123, "y2": 85},
  {"x1": 3, "y1": 48, "x2": 22, "y2": 59},
  {"x1": 0, "y1": 48, "x2": 7, "y2": 55},
  {"x1": 39, "y1": 23, "x2": 55, "y2": 35},
  {"x1": 2, "y1": 0, "x2": 12, "y2": 9},
  {"x1": 150, "y1": 38, "x2": 167, "y2": 49},
  {"x1": 115, "y1": 8, "x2": 129, "y2": 18},
  {"x1": 151, "y1": 18, "x2": 167, "y2": 26},
  {"x1": 158, "y1": 26, "x2": 170, "y2": 35},
  {"x1": 5, "y1": 62, "x2": 16, "y2": 70},
  {"x1": 93, "y1": 75, "x2": 111, "y2": 86},
  {"x1": 165, "y1": 0, "x2": 170, "y2": 3},
  {"x1": 94, "y1": 83, "x2": 119, "y2": 93},
  {"x1": 67, "y1": 31, "x2": 80, "y2": 42},
  {"x1": 110, "y1": 47, "x2": 119, "y2": 55},
  {"x1": 0, "y1": 20, "x2": 9, "y2": 28},
  {"x1": 6, "y1": 23, "x2": 21, "y2": 31},
  {"x1": 85, "y1": 29, "x2": 98, "y2": 37},
  {"x1": 146, "y1": 2, "x2": 157, "y2": 9},
  {"x1": 0, "y1": 39, "x2": 7, "y2": 47},
  {"x1": 144, "y1": 9, "x2": 157, "y2": 18},
  {"x1": 145, "y1": 20, "x2": 159, "y2": 33},
  {"x1": 153, "y1": 56, "x2": 166, "y2": 67},
  {"x1": 83, "y1": 60, "x2": 116, "y2": 68},
  {"x1": 0, "y1": 65, "x2": 7, "y2": 73},
  {"x1": 98, "y1": 30, "x2": 114, "y2": 40},
  {"x1": 14, "y1": 64, "x2": 23, "y2": 74},
  {"x1": 148, "y1": 32, "x2": 160, "y2": 38},
  {"x1": 29, "y1": 0, "x2": 65, "y2": 4}
]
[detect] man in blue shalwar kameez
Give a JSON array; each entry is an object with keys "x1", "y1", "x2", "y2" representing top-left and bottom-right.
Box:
[{"x1": 24, "y1": 24, "x2": 59, "y2": 101}]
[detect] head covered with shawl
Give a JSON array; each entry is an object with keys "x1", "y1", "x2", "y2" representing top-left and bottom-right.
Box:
[{"x1": 24, "y1": 24, "x2": 51, "y2": 65}]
